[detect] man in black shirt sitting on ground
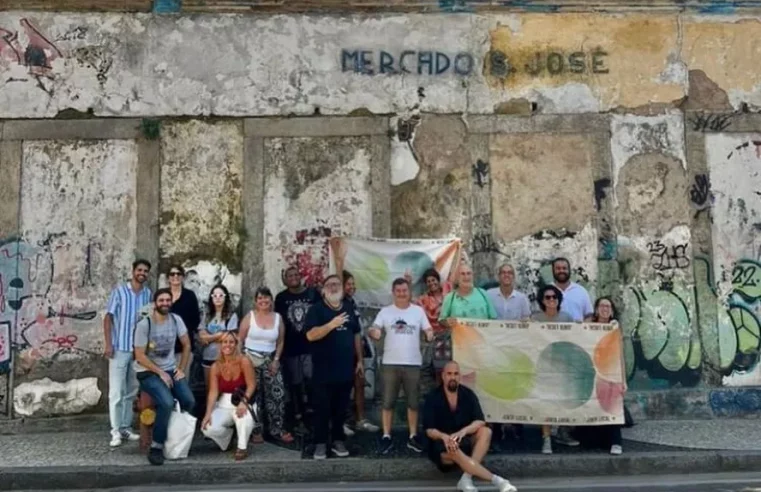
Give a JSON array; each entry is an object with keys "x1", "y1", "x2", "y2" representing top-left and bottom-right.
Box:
[{"x1": 422, "y1": 361, "x2": 518, "y2": 492}]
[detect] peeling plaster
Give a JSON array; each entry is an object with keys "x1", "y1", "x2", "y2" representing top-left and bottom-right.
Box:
[
  {"x1": 263, "y1": 138, "x2": 373, "y2": 290},
  {"x1": 610, "y1": 112, "x2": 686, "y2": 192},
  {"x1": 0, "y1": 12, "x2": 758, "y2": 117}
]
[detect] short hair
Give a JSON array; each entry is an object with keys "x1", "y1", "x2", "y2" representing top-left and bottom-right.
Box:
[
  {"x1": 254, "y1": 286, "x2": 273, "y2": 299},
  {"x1": 552, "y1": 257, "x2": 570, "y2": 270},
  {"x1": 422, "y1": 268, "x2": 440, "y2": 283},
  {"x1": 168, "y1": 264, "x2": 185, "y2": 275},
  {"x1": 153, "y1": 287, "x2": 172, "y2": 303},
  {"x1": 392, "y1": 277, "x2": 410, "y2": 289},
  {"x1": 497, "y1": 263, "x2": 515, "y2": 275},
  {"x1": 133, "y1": 259, "x2": 151, "y2": 270},
  {"x1": 342, "y1": 270, "x2": 354, "y2": 283},
  {"x1": 537, "y1": 284, "x2": 564, "y2": 312}
]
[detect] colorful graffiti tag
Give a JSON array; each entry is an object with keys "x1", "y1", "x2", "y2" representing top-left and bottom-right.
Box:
[{"x1": 0, "y1": 237, "x2": 98, "y2": 375}]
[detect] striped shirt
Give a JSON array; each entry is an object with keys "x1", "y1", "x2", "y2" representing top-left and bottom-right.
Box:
[{"x1": 106, "y1": 282, "x2": 152, "y2": 352}]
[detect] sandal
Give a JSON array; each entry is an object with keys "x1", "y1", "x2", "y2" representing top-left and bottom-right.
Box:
[
  {"x1": 234, "y1": 448, "x2": 248, "y2": 461},
  {"x1": 252, "y1": 433, "x2": 264, "y2": 444}
]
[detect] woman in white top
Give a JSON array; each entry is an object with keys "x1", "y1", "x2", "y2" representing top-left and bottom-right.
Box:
[{"x1": 239, "y1": 287, "x2": 294, "y2": 444}]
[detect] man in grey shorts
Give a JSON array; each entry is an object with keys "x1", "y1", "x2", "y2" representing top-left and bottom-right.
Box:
[{"x1": 369, "y1": 278, "x2": 433, "y2": 455}]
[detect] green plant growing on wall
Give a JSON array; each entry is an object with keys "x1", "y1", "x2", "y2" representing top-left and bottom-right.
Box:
[{"x1": 141, "y1": 119, "x2": 161, "y2": 140}]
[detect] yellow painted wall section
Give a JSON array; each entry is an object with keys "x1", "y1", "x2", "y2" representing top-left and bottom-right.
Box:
[
  {"x1": 683, "y1": 18, "x2": 761, "y2": 95},
  {"x1": 485, "y1": 14, "x2": 685, "y2": 109}
]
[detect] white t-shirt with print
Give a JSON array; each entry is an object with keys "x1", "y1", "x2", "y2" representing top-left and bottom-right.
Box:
[{"x1": 372, "y1": 304, "x2": 431, "y2": 366}]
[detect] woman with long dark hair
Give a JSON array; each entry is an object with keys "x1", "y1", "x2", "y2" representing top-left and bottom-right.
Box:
[
  {"x1": 587, "y1": 296, "x2": 625, "y2": 455},
  {"x1": 198, "y1": 284, "x2": 239, "y2": 386},
  {"x1": 239, "y1": 287, "x2": 294, "y2": 444},
  {"x1": 167, "y1": 265, "x2": 201, "y2": 373}
]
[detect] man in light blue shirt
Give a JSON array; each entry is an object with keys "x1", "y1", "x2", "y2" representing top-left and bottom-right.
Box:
[
  {"x1": 103, "y1": 259, "x2": 152, "y2": 447},
  {"x1": 487, "y1": 263, "x2": 532, "y2": 321},
  {"x1": 552, "y1": 257, "x2": 593, "y2": 323}
]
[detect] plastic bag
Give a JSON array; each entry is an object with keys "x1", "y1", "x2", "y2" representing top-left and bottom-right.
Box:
[{"x1": 163, "y1": 402, "x2": 196, "y2": 460}]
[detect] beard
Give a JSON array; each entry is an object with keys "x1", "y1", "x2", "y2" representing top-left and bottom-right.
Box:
[
  {"x1": 554, "y1": 272, "x2": 569, "y2": 283},
  {"x1": 156, "y1": 305, "x2": 170, "y2": 315},
  {"x1": 325, "y1": 291, "x2": 343, "y2": 305},
  {"x1": 446, "y1": 380, "x2": 459, "y2": 392}
]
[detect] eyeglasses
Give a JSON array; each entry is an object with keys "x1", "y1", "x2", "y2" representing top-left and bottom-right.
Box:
[
  {"x1": 212, "y1": 294, "x2": 226, "y2": 299},
  {"x1": 543, "y1": 295, "x2": 557, "y2": 300},
  {"x1": 169, "y1": 272, "x2": 183, "y2": 277}
]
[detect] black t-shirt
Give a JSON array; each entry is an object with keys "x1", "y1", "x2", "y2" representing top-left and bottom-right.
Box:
[
  {"x1": 275, "y1": 287, "x2": 321, "y2": 356},
  {"x1": 422, "y1": 385, "x2": 485, "y2": 436},
  {"x1": 304, "y1": 298, "x2": 360, "y2": 384},
  {"x1": 171, "y1": 288, "x2": 200, "y2": 354}
]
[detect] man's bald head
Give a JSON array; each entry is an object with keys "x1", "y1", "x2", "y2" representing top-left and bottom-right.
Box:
[{"x1": 442, "y1": 361, "x2": 461, "y2": 393}]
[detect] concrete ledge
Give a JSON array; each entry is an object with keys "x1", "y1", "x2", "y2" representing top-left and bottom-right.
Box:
[
  {"x1": 468, "y1": 114, "x2": 611, "y2": 134},
  {"x1": 244, "y1": 116, "x2": 389, "y2": 137},
  {"x1": 4, "y1": 450, "x2": 761, "y2": 490},
  {"x1": 2, "y1": 119, "x2": 143, "y2": 140},
  {"x1": 0, "y1": 413, "x2": 109, "y2": 435}
]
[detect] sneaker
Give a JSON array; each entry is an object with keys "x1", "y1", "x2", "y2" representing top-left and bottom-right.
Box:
[
  {"x1": 331, "y1": 440, "x2": 350, "y2": 458},
  {"x1": 541, "y1": 436, "x2": 552, "y2": 454},
  {"x1": 555, "y1": 428, "x2": 580, "y2": 447},
  {"x1": 407, "y1": 434, "x2": 424, "y2": 453},
  {"x1": 357, "y1": 419, "x2": 380, "y2": 432},
  {"x1": 496, "y1": 477, "x2": 518, "y2": 492},
  {"x1": 109, "y1": 430, "x2": 122, "y2": 448},
  {"x1": 313, "y1": 443, "x2": 327, "y2": 460},
  {"x1": 121, "y1": 430, "x2": 140, "y2": 442},
  {"x1": 379, "y1": 435, "x2": 394, "y2": 455},
  {"x1": 610, "y1": 444, "x2": 623, "y2": 455},
  {"x1": 343, "y1": 423, "x2": 356, "y2": 437},
  {"x1": 456, "y1": 474, "x2": 478, "y2": 492},
  {"x1": 147, "y1": 447, "x2": 164, "y2": 466}
]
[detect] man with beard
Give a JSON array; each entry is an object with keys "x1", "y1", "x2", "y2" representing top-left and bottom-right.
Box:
[
  {"x1": 104, "y1": 259, "x2": 152, "y2": 448},
  {"x1": 549, "y1": 257, "x2": 591, "y2": 448},
  {"x1": 422, "y1": 361, "x2": 518, "y2": 492},
  {"x1": 305, "y1": 274, "x2": 363, "y2": 460},
  {"x1": 133, "y1": 288, "x2": 195, "y2": 466},
  {"x1": 275, "y1": 266, "x2": 320, "y2": 427},
  {"x1": 551, "y1": 257, "x2": 593, "y2": 323}
]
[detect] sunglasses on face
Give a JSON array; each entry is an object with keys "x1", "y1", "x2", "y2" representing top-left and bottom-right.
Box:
[
  {"x1": 169, "y1": 272, "x2": 183, "y2": 277},
  {"x1": 544, "y1": 295, "x2": 557, "y2": 300}
]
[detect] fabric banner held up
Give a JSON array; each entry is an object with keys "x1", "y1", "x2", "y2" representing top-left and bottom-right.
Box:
[
  {"x1": 452, "y1": 319, "x2": 625, "y2": 426},
  {"x1": 329, "y1": 237, "x2": 461, "y2": 308}
]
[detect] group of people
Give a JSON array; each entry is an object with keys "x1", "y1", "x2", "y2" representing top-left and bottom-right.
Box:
[{"x1": 103, "y1": 255, "x2": 624, "y2": 492}]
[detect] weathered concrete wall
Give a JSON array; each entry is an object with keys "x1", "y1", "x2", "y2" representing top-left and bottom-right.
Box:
[
  {"x1": 9, "y1": 139, "x2": 138, "y2": 415},
  {"x1": 0, "y1": 12, "x2": 759, "y2": 119},
  {"x1": 2, "y1": 9, "x2": 761, "y2": 419},
  {"x1": 159, "y1": 120, "x2": 243, "y2": 308}
]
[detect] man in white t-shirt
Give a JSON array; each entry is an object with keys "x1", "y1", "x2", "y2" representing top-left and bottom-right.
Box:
[{"x1": 369, "y1": 278, "x2": 434, "y2": 455}]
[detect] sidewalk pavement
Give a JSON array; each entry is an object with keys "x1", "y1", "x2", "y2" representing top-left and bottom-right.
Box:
[{"x1": 2, "y1": 416, "x2": 761, "y2": 490}]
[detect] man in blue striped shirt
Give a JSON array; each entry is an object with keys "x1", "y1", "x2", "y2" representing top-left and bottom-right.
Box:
[{"x1": 104, "y1": 259, "x2": 152, "y2": 447}]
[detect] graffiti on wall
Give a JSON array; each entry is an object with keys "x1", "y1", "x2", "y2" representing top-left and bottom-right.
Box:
[
  {"x1": 280, "y1": 226, "x2": 334, "y2": 287},
  {"x1": 0, "y1": 18, "x2": 62, "y2": 78},
  {"x1": 0, "y1": 236, "x2": 99, "y2": 375}
]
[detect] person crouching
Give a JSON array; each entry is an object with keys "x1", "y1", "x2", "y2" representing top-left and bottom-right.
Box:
[{"x1": 201, "y1": 332, "x2": 257, "y2": 460}]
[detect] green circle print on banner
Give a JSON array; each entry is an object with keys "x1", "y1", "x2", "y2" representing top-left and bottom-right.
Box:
[
  {"x1": 535, "y1": 341, "x2": 595, "y2": 409},
  {"x1": 345, "y1": 248, "x2": 390, "y2": 291}
]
